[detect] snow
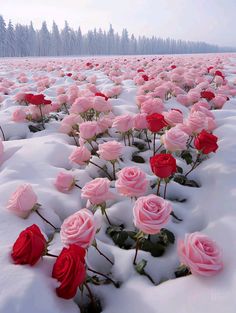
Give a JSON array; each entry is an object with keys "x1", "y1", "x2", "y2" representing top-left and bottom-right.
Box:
[{"x1": 0, "y1": 54, "x2": 236, "y2": 313}]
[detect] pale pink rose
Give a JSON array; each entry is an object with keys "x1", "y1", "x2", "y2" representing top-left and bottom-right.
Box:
[
  {"x1": 214, "y1": 76, "x2": 224, "y2": 86},
  {"x1": 81, "y1": 178, "x2": 114, "y2": 205},
  {"x1": 136, "y1": 95, "x2": 149, "y2": 107},
  {"x1": 186, "y1": 111, "x2": 207, "y2": 134},
  {"x1": 97, "y1": 116, "x2": 113, "y2": 133},
  {"x1": 6, "y1": 184, "x2": 37, "y2": 218},
  {"x1": 57, "y1": 94, "x2": 68, "y2": 106},
  {"x1": 14, "y1": 92, "x2": 26, "y2": 103},
  {"x1": 141, "y1": 98, "x2": 164, "y2": 114},
  {"x1": 175, "y1": 123, "x2": 192, "y2": 136},
  {"x1": 133, "y1": 195, "x2": 172, "y2": 234},
  {"x1": 70, "y1": 97, "x2": 92, "y2": 114},
  {"x1": 163, "y1": 109, "x2": 183, "y2": 126},
  {"x1": 178, "y1": 232, "x2": 223, "y2": 276},
  {"x1": 162, "y1": 127, "x2": 189, "y2": 152},
  {"x1": 54, "y1": 172, "x2": 75, "y2": 193},
  {"x1": 176, "y1": 94, "x2": 189, "y2": 106},
  {"x1": 59, "y1": 114, "x2": 82, "y2": 134},
  {"x1": 87, "y1": 75, "x2": 97, "y2": 84},
  {"x1": 133, "y1": 113, "x2": 148, "y2": 130},
  {"x1": 206, "y1": 117, "x2": 217, "y2": 131},
  {"x1": 79, "y1": 121, "x2": 99, "y2": 140},
  {"x1": 60, "y1": 209, "x2": 96, "y2": 248},
  {"x1": 116, "y1": 166, "x2": 148, "y2": 197},
  {"x1": 98, "y1": 141, "x2": 123, "y2": 161},
  {"x1": 56, "y1": 87, "x2": 66, "y2": 95},
  {"x1": 69, "y1": 146, "x2": 91, "y2": 165},
  {"x1": 187, "y1": 91, "x2": 201, "y2": 104},
  {"x1": 93, "y1": 96, "x2": 112, "y2": 112},
  {"x1": 212, "y1": 96, "x2": 227, "y2": 109},
  {"x1": 12, "y1": 108, "x2": 27, "y2": 122},
  {"x1": 112, "y1": 114, "x2": 134, "y2": 132}
]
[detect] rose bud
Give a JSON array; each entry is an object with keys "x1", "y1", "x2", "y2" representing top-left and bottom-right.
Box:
[
  {"x1": 81, "y1": 178, "x2": 114, "y2": 205},
  {"x1": 11, "y1": 224, "x2": 47, "y2": 266},
  {"x1": 150, "y1": 154, "x2": 177, "y2": 179},
  {"x1": 97, "y1": 141, "x2": 123, "y2": 161},
  {"x1": 54, "y1": 172, "x2": 75, "y2": 193},
  {"x1": 52, "y1": 244, "x2": 86, "y2": 299}
]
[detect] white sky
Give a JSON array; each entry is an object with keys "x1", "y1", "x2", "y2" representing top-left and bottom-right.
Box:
[{"x1": 0, "y1": 0, "x2": 235, "y2": 47}]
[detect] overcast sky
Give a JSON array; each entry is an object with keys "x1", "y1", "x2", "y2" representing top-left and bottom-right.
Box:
[{"x1": 1, "y1": 0, "x2": 235, "y2": 47}]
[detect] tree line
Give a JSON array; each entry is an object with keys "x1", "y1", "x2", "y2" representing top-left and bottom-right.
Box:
[{"x1": 0, "y1": 15, "x2": 234, "y2": 57}]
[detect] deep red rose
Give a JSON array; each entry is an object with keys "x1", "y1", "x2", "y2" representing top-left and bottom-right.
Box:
[
  {"x1": 25, "y1": 93, "x2": 34, "y2": 103},
  {"x1": 214, "y1": 70, "x2": 225, "y2": 79},
  {"x1": 52, "y1": 244, "x2": 86, "y2": 299},
  {"x1": 150, "y1": 153, "x2": 177, "y2": 179},
  {"x1": 66, "y1": 73, "x2": 72, "y2": 77},
  {"x1": 194, "y1": 130, "x2": 218, "y2": 154},
  {"x1": 171, "y1": 65, "x2": 176, "y2": 69},
  {"x1": 86, "y1": 62, "x2": 92, "y2": 67},
  {"x1": 142, "y1": 74, "x2": 149, "y2": 81},
  {"x1": 29, "y1": 94, "x2": 51, "y2": 105},
  {"x1": 200, "y1": 91, "x2": 215, "y2": 101},
  {"x1": 146, "y1": 113, "x2": 168, "y2": 133},
  {"x1": 137, "y1": 69, "x2": 144, "y2": 73},
  {"x1": 11, "y1": 224, "x2": 46, "y2": 266},
  {"x1": 95, "y1": 92, "x2": 108, "y2": 101}
]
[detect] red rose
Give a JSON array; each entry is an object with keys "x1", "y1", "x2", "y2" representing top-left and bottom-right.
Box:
[
  {"x1": 11, "y1": 224, "x2": 46, "y2": 266},
  {"x1": 137, "y1": 69, "x2": 144, "y2": 73},
  {"x1": 28, "y1": 94, "x2": 51, "y2": 105},
  {"x1": 207, "y1": 66, "x2": 214, "y2": 73},
  {"x1": 25, "y1": 93, "x2": 34, "y2": 103},
  {"x1": 142, "y1": 74, "x2": 149, "y2": 81},
  {"x1": 95, "y1": 92, "x2": 108, "y2": 101},
  {"x1": 200, "y1": 91, "x2": 215, "y2": 101},
  {"x1": 66, "y1": 73, "x2": 72, "y2": 77},
  {"x1": 214, "y1": 70, "x2": 225, "y2": 79},
  {"x1": 194, "y1": 130, "x2": 218, "y2": 154},
  {"x1": 52, "y1": 244, "x2": 86, "y2": 299},
  {"x1": 146, "y1": 113, "x2": 168, "y2": 133},
  {"x1": 171, "y1": 65, "x2": 176, "y2": 69},
  {"x1": 150, "y1": 153, "x2": 177, "y2": 178}
]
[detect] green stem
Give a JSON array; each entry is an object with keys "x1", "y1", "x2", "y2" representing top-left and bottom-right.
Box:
[
  {"x1": 89, "y1": 160, "x2": 113, "y2": 180},
  {"x1": 35, "y1": 209, "x2": 57, "y2": 230},
  {"x1": 0, "y1": 126, "x2": 6, "y2": 141},
  {"x1": 94, "y1": 244, "x2": 114, "y2": 265},
  {"x1": 87, "y1": 267, "x2": 119, "y2": 287},
  {"x1": 164, "y1": 182, "x2": 168, "y2": 199},
  {"x1": 156, "y1": 179, "x2": 161, "y2": 196},
  {"x1": 39, "y1": 105, "x2": 45, "y2": 129},
  {"x1": 84, "y1": 282, "x2": 97, "y2": 312},
  {"x1": 133, "y1": 238, "x2": 140, "y2": 265},
  {"x1": 153, "y1": 133, "x2": 156, "y2": 156}
]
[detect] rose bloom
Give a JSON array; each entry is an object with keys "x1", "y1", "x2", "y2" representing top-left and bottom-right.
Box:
[
  {"x1": 150, "y1": 154, "x2": 177, "y2": 179},
  {"x1": 69, "y1": 146, "x2": 91, "y2": 165},
  {"x1": 52, "y1": 244, "x2": 86, "y2": 299},
  {"x1": 178, "y1": 232, "x2": 223, "y2": 276},
  {"x1": 93, "y1": 96, "x2": 112, "y2": 112},
  {"x1": 115, "y1": 166, "x2": 148, "y2": 197},
  {"x1": 112, "y1": 114, "x2": 134, "y2": 132},
  {"x1": 79, "y1": 121, "x2": 99, "y2": 140},
  {"x1": 133, "y1": 194, "x2": 172, "y2": 235},
  {"x1": 97, "y1": 141, "x2": 123, "y2": 161},
  {"x1": 162, "y1": 127, "x2": 189, "y2": 152},
  {"x1": 7, "y1": 184, "x2": 38, "y2": 218},
  {"x1": 54, "y1": 172, "x2": 75, "y2": 193},
  {"x1": 70, "y1": 97, "x2": 92, "y2": 114},
  {"x1": 133, "y1": 113, "x2": 148, "y2": 130},
  {"x1": 146, "y1": 113, "x2": 168, "y2": 133},
  {"x1": 12, "y1": 108, "x2": 27, "y2": 122},
  {"x1": 194, "y1": 130, "x2": 218, "y2": 154},
  {"x1": 163, "y1": 109, "x2": 183, "y2": 126},
  {"x1": 186, "y1": 111, "x2": 207, "y2": 134},
  {"x1": 81, "y1": 178, "x2": 114, "y2": 205},
  {"x1": 140, "y1": 98, "x2": 164, "y2": 114},
  {"x1": 11, "y1": 224, "x2": 46, "y2": 266},
  {"x1": 60, "y1": 209, "x2": 96, "y2": 249}
]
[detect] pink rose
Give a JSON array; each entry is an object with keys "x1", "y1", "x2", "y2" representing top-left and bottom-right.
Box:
[
  {"x1": 140, "y1": 98, "x2": 164, "y2": 114},
  {"x1": 98, "y1": 141, "x2": 123, "y2": 161},
  {"x1": 97, "y1": 116, "x2": 113, "y2": 133},
  {"x1": 55, "y1": 172, "x2": 75, "y2": 193},
  {"x1": 12, "y1": 108, "x2": 27, "y2": 122},
  {"x1": 186, "y1": 111, "x2": 207, "y2": 134},
  {"x1": 69, "y1": 146, "x2": 91, "y2": 165},
  {"x1": 81, "y1": 178, "x2": 114, "y2": 205},
  {"x1": 178, "y1": 232, "x2": 223, "y2": 276},
  {"x1": 116, "y1": 166, "x2": 148, "y2": 197},
  {"x1": 112, "y1": 114, "x2": 134, "y2": 132},
  {"x1": 133, "y1": 195, "x2": 172, "y2": 234},
  {"x1": 59, "y1": 114, "x2": 82, "y2": 134},
  {"x1": 7, "y1": 184, "x2": 37, "y2": 218},
  {"x1": 57, "y1": 94, "x2": 68, "y2": 106},
  {"x1": 60, "y1": 209, "x2": 96, "y2": 248},
  {"x1": 93, "y1": 96, "x2": 112, "y2": 112},
  {"x1": 79, "y1": 121, "x2": 99, "y2": 140},
  {"x1": 163, "y1": 109, "x2": 183, "y2": 126},
  {"x1": 133, "y1": 113, "x2": 148, "y2": 130},
  {"x1": 70, "y1": 97, "x2": 92, "y2": 114},
  {"x1": 161, "y1": 127, "x2": 189, "y2": 152}
]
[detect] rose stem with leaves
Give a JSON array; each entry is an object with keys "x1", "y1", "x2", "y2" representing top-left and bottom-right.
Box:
[
  {"x1": 39, "y1": 105, "x2": 45, "y2": 129},
  {"x1": 89, "y1": 160, "x2": 113, "y2": 180},
  {"x1": 153, "y1": 133, "x2": 156, "y2": 156},
  {"x1": 184, "y1": 153, "x2": 201, "y2": 177},
  {"x1": 87, "y1": 267, "x2": 119, "y2": 287},
  {"x1": 84, "y1": 282, "x2": 97, "y2": 312},
  {"x1": 93, "y1": 241, "x2": 114, "y2": 265},
  {"x1": 156, "y1": 179, "x2": 161, "y2": 196}
]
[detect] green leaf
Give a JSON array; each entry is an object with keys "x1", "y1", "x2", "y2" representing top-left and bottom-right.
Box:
[
  {"x1": 160, "y1": 228, "x2": 175, "y2": 244},
  {"x1": 177, "y1": 165, "x2": 183, "y2": 174},
  {"x1": 173, "y1": 175, "x2": 200, "y2": 188},
  {"x1": 181, "y1": 151, "x2": 193, "y2": 165},
  {"x1": 140, "y1": 239, "x2": 165, "y2": 257},
  {"x1": 133, "y1": 142, "x2": 146, "y2": 151},
  {"x1": 175, "y1": 265, "x2": 191, "y2": 278},
  {"x1": 132, "y1": 154, "x2": 145, "y2": 163}
]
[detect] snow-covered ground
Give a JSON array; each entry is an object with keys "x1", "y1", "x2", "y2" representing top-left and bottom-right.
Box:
[{"x1": 0, "y1": 54, "x2": 236, "y2": 313}]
